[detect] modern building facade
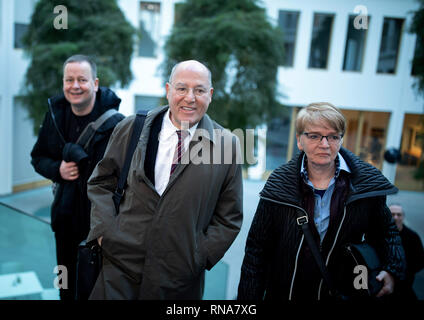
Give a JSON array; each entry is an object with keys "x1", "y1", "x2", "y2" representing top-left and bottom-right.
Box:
[{"x1": 1, "y1": 0, "x2": 423, "y2": 195}]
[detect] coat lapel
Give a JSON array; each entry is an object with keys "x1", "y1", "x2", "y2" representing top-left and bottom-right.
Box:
[
  {"x1": 164, "y1": 113, "x2": 216, "y2": 193},
  {"x1": 133, "y1": 105, "x2": 168, "y2": 190}
]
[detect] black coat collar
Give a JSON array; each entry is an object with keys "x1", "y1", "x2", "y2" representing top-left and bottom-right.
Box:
[{"x1": 260, "y1": 147, "x2": 397, "y2": 206}]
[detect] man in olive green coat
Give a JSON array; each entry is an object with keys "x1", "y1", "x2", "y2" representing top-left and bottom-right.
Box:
[{"x1": 86, "y1": 60, "x2": 243, "y2": 299}]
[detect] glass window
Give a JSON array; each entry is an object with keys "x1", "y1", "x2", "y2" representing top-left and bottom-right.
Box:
[
  {"x1": 308, "y1": 13, "x2": 334, "y2": 69},
  {"x1": 13, "y1": 0, "x2": 37, "y2": 49},
  {"x1": 278, "y1": 10, "x2": 300, "y2": 67},
  {"x1": 377, "y1": 18, "x2": 404, "y2": 74},
  {"x1": 138, "y1": 2, "x2": 161, "y2": 57},
  {"x1": 395, "y1": 114, "x2": 424, "y2": 191},
  {"x1": 174, "y1": 2, "x2": 184, "y2": 25},
  {"x1": 135, "y1": 95, "x2": 161, "y2": 112},
  {"x1": 14, "y1": 23, "x2": 29, "y2": 49},
  {"x1": 266, "y1": 117, "x2": 291, "y2": 170},
  {"x1": 343, "y1": 15, "x2": 369, "y2": 71},
  {"x1": 411, "y1": 35, "x2": 422, "y2": 76},
  {"x1": 342, "y1": 110, "x2": 390, "y2": 170}
]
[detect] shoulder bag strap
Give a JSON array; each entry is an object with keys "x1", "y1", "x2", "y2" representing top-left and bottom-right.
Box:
[
  {"x1": 112, "y1": 110, "x2": 148, "y2": 214},
  {"x1": 76, "y1": 109, "x2": 119, "y2": 150},
  {"x1": 296, "y1": 211, "x2": 342, "y2": 298}
]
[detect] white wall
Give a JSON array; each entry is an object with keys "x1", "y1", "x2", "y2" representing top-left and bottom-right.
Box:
[
  {"x1": 0, "y1": 0, "x2": 15, "y2": 195},
  {"x1": 0, "y1": 0, "x2": 42, "y2": 194},
  {"x1": 13, "y1": 99, "x2": 40, "y2": 185},
  {"x1": 116, "y1": 0, "x2": 173, "y2": 116}
]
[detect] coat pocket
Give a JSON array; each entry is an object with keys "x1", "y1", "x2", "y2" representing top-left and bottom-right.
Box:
[
  {"x1": 100, "y1": 229, "x2": 142, "y2": 284},
  {"x1": 195, "y1": 231, "x2": 208, "y2": 274}
]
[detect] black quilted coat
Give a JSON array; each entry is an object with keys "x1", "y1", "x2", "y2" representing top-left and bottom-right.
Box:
[{"x1": 238, "y1": 147, "x2": 406, "y2": 300}]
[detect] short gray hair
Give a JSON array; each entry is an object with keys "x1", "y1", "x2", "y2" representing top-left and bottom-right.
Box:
[
  {"x1": 296, "y1": 102, "x2": 346, "y2": 136},
  {"x1": 63, "y1": 54, "x2": 97, "y2": 80},
  {"x1": 389, "y1": 203, "x2": 405, "y2": 216}
]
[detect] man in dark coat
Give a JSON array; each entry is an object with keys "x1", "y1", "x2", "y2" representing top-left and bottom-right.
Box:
[
  {"x1": 86, "y1": 60, "x2": 243, "y2": 299},
  {"x1": 238, "y1": 102, "x2": 405, "y2": 301},
  {"x1": 389, "y1": 204, "x2": 424, "y2": 300},
  {"x1": 30, "y1": 55, "x2": 124, "y2": 300}
]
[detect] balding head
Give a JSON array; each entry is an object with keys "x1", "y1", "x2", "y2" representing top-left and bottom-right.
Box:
[
  {"x1": 169, "y1": 60, "x2": 212, "y2": 87},
  {"x1": 165, "y1": 59, "x2": 214, "y2": 129}
]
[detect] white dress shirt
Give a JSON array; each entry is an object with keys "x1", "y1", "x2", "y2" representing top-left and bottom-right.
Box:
[{"x1": 154, "y1": 109, "x2": 198, "y2": 195}]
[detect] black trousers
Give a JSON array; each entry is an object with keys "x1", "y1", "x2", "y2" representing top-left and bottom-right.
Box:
[{"x1": 54, "y1": 229, "x2": 79, "y2": 300}]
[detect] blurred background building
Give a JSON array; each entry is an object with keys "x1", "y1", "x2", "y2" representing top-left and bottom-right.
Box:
[{"x1": 1, "y1": 0, "x2": 423, "y2": 195}]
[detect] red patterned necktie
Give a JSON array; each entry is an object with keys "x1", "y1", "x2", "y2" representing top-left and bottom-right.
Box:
[{"x1": 170, "y1": 130, "x2": 188, "y2": 176}]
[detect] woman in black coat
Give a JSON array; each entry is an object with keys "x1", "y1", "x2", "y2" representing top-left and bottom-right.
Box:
[{"x1": 238, "y1": 102, "x2": 405, "y2": 301}]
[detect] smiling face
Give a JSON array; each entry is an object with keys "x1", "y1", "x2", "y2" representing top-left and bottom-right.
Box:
[
  {"x1": 297, "y1": 120, "x2": 342, "y2": 168},
  {"x1": 63, "y1": 61, "x2": 99, "y2": 115},
  {"x1": 166, "y1": 61, "x2": 213, "y2": 129}
]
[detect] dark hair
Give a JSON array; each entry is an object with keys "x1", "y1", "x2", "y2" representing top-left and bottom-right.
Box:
[{"x1": 63, "y1": 54, "x2": 97, "y2": 80}]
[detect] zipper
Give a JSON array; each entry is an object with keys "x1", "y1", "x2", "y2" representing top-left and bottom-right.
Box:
[
  {"x1": 260, "y1": 196, "x2": 308, "y2": 301},
  {"x1": 317, "y1": 204, "x2": 347, "y2": 300},
  {"x1": 346, "y1": 245, "x2": 371, "y2": 296},
  {"x1": 48, "y1": 98, "x2": 66, "y2": 145},
  {"x1": 289, "y1": 235, "x2": 304, "y2": 300}
]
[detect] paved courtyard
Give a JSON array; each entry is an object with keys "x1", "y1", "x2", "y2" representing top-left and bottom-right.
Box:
[{"x1": 0, "y1": 179, "x2": 423, "y2": 300}]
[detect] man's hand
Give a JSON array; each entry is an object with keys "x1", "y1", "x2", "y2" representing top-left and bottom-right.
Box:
[
  {"x1": 97, "y1": 236, "x2": 103, "y2": 247},
  {"x1": 60, "y1": 160, "x2": 79, "y2": 180},
  {"x1": 376, "y1": 270, "x2": 395, "y2": 297}
]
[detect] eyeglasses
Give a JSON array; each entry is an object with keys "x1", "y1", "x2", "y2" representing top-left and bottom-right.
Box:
[
  {"x1": 170, "y1": 83, "x2": 209, "y2": 97},
  {"x1": 302, "y1": 132, "x2": 343, "y2": 144}
]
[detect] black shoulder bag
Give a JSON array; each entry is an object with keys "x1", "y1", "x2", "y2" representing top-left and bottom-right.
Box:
[
  {"x1": 296, "y1": 211, "x2": 383, "y2": 300},
  {"x1": 75, "y1": 110, "x2": 148, "y2": 300}
]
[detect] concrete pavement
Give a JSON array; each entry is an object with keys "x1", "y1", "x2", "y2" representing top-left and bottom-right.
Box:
[{"x1": 0, "y1": 180, "x2": 423, "y2": 300}]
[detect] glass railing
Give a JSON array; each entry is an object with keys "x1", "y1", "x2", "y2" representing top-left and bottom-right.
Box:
[{"x1": 0, "y1": 203, "x2": 59, "y2": 300}]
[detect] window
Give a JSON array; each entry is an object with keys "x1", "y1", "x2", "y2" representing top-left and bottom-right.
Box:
[
  {"x1": 13, "y1": 0, "x2": 36, "y2": 49},
  {"x1": 266, "y1": 117, "x2": 291, "y2": 170},
  {"x1": 135, "y1": 95, "x2": 161, "y2": 112},
  {"x1": 377, "y1": 18, "x2": 404, "y2": 74},
  {"x1": 343, "y1": 15, "x2": 369, "y2": 71},
  {"x1": 138, "y1": 2, "x2": 161, "y2": 57},
  {"x1": 308, "y1": 13, "x2": 334, "y2": 69},
  {"x1": 278, "y1": 10, "x2": 300, "y2": 67},
  {"x1": 411, "y1": 35, "x2": 422, "y2": 76},
  {"x1": 342, "y1": 110, "x2": 390, "y2": 170},
  {"x1": 174, "y1": 2, "x2": 184, "y2": 25},
  {"x1": 14, "y1": 23, "x2": 29, "y2": 49},
  {"x1": 395, "y1": 114, "x2": 424, "y2": 191}
]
